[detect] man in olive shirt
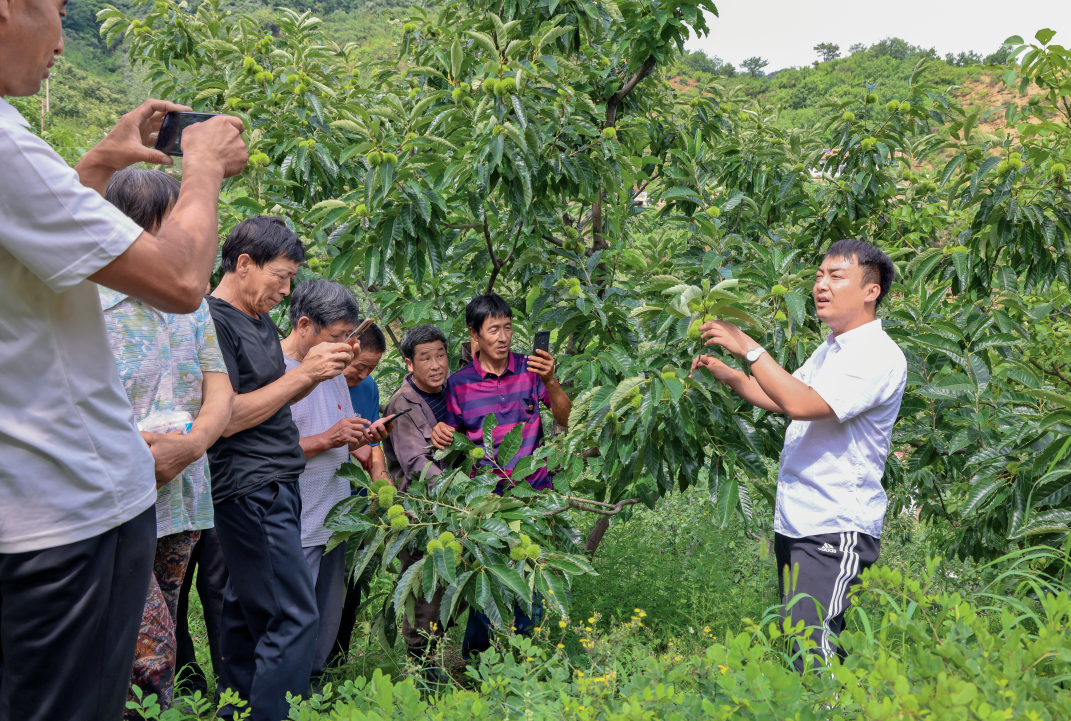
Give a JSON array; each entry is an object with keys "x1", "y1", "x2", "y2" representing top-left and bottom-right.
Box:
[{"x1": 206, "y1": 217, "x2": 354, "y2": 721}]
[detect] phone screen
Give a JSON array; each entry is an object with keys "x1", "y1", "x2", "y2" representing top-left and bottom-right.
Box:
[{"x1": 154, "y1": 112, "x2": 223, "y2": 157}]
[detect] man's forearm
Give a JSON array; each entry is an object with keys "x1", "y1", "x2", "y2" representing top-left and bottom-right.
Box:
[
  {"x1": 152, "y1": 159, "x2": 225, "y2": 296},
  {"x1": 749, "y1": 355, "x2": 834, "y2": 420},
  {"x1": 546, "y1": 378, "x2": 572, "y2": 427},
  {"x1": 187, "y1": 372, "x2": 233, "y2": 454},
  {"x1": 371, "y1": 446, "x2": 390, "y2": 482},
  {"x1": 723, "y1": 367, "x2": 785, "y2": 413},
  {"x1": 300, "y1": 433, "x2": 332, "y2": 460},
  {"x1": 224, "y1": 370, "x2": 315, "y2": 436}
]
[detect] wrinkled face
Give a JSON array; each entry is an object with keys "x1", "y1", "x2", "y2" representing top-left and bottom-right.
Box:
[
  {"x1": 405, "y1": 340, "x2": 447, "y2": 393},
  {"x1": 344, "y1": 349, "x2": 383, "y2": 387},
  {"x1": 237, "y1": 255, "x2": 299, "y2": 314},
  {"x1": 471, "y1": 315, "x2": 512, "y2": 365},
  {"x1": 295, "y1": 317, "x2": 355, "y2": 357},
  {"x1": 0, "y1": 0, "x2": 65, "y2": 98},
  {"x1": 813, "y1": 253, "x2": 880, "y2": 328}
]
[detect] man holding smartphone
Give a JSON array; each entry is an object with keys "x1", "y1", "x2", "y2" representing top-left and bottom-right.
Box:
[
  {"x1": 280, "y1": 281, "x2": 390, "y2": 687},
  {"x1": 692, "y1": 240, "x2": 906, "y2": 672},
  {"x1": 0, "y1": 0, "x2": 246, "y2": 717},
  {"x1": 430, "y1": 294, "x2": 571, "y2": 658}
]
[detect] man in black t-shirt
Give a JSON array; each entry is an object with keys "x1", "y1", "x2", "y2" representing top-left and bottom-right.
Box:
[{"x1": 206, "y1": 217, "x2": 359, "y2": 721}]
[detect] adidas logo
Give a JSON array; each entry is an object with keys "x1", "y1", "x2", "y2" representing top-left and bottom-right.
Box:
[{"x1": 818, "y1": 542, "x2": 838, "y2": 554}]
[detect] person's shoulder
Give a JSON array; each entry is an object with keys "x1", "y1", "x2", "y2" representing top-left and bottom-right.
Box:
[{"x1": 445, "y1": 362, "x2": 477, "y2": 388}]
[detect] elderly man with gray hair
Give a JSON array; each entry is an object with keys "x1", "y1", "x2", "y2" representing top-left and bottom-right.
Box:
[{"x1": 279, "y1": 279, "x2": 392, "y2": 680}]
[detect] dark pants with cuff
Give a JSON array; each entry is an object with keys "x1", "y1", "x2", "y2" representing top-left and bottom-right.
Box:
[
  {"x1": 213, "y1": 480, "x2": 318, "y2": 721},
  {"x1": 175, "y1": 526, "x2": 228, "y2": 697},
  {"x1": 0, "y1": 506, "x2": 156, "y2": 721},
  {"x1": 774, "y1": 530, "x2": 880, "y2": 673}
]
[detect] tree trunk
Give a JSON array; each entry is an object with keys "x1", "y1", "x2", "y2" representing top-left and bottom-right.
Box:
[{"x1": 583, "y1": 515, "x2": 611, "y2": 556}]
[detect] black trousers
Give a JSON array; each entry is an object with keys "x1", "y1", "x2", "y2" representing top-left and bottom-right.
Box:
[
  {"x1": 328, "y1": 561, "x2": 363, "y2": 669},
  {"x1": 774, "y1": 530, "x2": 880, "y2": 673},
  {"x1": 0, "y1": 506, "x2": 156, "y2": 721},
  {"x1": 213, "y1": 481, "x2": 317, "y2": 721},
  {"x1": 175, "y1": 526, "x2": 228, "y2": 697}
]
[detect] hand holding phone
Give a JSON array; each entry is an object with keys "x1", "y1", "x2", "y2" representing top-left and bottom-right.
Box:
[{"x1": 154, "y1": 112, "x2": 226, "y2": 157}]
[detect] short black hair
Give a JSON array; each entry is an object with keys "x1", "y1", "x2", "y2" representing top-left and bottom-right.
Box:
[
  {"x1": 356, "y1": 321, "x2": 386, "y2": 355},
  {"x1": 465, "y1": 294, "x2": 512, "y2": 333},
  {"x1": 105, "y1": 169, "x2": 180, "y2": 233},
  {"x1": 220, "y1": 216, "x2": 305, "y2": 273},
  {"x1": 288, "y1": 279, "x2": 359, "y2": 332},
  {"x1": 400, "y1": 324, "x2": 447, "y2": 361},
  {"x1": 823, "y1": 239, "x2": 895, "y2": 307}
]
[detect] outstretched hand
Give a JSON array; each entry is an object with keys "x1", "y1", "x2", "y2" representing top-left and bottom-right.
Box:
[
  {"x1": 699, "y1": 320, "x2": 762, "y2": 358},
  {"x1": 690, "y1": 354, "x2": 743, "y2": 384}
]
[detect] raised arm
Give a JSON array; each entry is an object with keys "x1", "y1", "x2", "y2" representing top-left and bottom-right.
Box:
[
  {"x1": 224, "y1": 342, "x2": 353, "y2": 437},
  {"x1": 527, "y1": 349, "x2": 572, "y2": 427},
  {"x1": 697, "y1": 321, "x2": 835, "y2": 422},
  {"x1": 85, "y1": 100, "x2": 248, "y2": 314}
]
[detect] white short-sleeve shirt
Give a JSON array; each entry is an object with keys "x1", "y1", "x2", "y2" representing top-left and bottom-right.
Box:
[
  {"x1": 284, "y1": 355, "x2": 354, "y2": 547},
  {"x1": 0, "y1": 97, "x2": 156, "y2": 554},
  {"x1": 775, "y1": 319, "x2": 907, "y2": 539}
]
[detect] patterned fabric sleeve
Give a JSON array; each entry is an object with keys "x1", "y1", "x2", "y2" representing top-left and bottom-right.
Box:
[{"x1": 195, "y1": 301, "x2": 228, "y2": 375}]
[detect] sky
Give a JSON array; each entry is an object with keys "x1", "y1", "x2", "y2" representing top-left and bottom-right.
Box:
[{"x1": 684, "y1": 0, "x2": 1071, "y2": 72}]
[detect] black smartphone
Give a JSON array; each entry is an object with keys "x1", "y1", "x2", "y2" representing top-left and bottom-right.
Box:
[
  {"x1": 379, "y1": 407, "x2": 413, "y2": 425},
  {"x1": 154, "y1": 111, "x2": 223, "y2": 157},
  {"x1": 533, "y1": 330, "x2": 551, "y2": 354}
]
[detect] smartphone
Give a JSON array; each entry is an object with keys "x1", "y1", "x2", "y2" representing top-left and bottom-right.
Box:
[
  {"x1": 345, "y1": 318, "x2": 375, "y2": 343},
  {"x1": 378, "y1": 407, "x2": 413, "y2": 425},
  {"x1": 154, "y1": 111, "x2": 223, "y2": 157},
  {"x1": 533, "y1": 330, "x2": 551, "y2": 354}
]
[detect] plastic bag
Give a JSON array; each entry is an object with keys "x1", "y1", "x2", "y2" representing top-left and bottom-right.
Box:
[{"x1": 137, "y1": 410, "x2": 194, "y2": 435}]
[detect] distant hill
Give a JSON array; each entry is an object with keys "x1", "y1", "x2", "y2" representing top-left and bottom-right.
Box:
[
  {"x1": 31, "y1": 8, "x2": 1034, "y2": 154},
  {"x1": 669, "y1": 38, "x2": 1022, "y2": 130}
]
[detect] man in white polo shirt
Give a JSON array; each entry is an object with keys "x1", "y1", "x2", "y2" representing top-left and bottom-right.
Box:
[
  {"x1": 0, "y1": 0, "x2": 247, "y2": 717},
  {"x1": 692, "y1": 239, "x2": 906, "y2": 672}
]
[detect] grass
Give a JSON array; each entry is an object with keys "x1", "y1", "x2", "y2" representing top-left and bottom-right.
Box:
[{"x1": 177, "y1": 486, "x2": 989, "y2": 700}]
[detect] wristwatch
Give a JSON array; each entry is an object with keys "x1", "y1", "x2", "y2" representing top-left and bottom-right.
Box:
[{"x1": 745, "y1": 347, "x2": 768, "y2": 365}]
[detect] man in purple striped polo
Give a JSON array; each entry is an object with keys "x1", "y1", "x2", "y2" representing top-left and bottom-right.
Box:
[
  {"x1": 430, "y1": 294, "x2": 572, "y2": 660},
  {"x1": 431, "y1": 294, "x2": 572, "y2": 487}
]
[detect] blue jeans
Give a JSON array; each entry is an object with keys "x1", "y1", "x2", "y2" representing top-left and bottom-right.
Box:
[{"x1": 461, "y1": 595, "x2": 543, "y2": 659}]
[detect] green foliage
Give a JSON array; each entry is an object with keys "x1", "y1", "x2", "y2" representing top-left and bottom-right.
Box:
[
  {"x1": 141, "y1": 548, "x2": 1071, "y2": 720},
  {"x1": 89, "y1": 0, "x2": 1071, "y2": 599}
]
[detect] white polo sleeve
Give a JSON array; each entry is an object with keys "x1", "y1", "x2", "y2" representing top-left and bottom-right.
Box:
[
  {"x1": 808, "y1": 346, "x2": 902, "y2": 423},
  {"x1": 0, "y1": 119, "x2": 144, "y2": 293}
]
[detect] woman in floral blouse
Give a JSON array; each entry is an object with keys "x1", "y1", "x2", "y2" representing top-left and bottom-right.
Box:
[{"x1": 99, "y1": 169, "x2": 234, "y2": 718}]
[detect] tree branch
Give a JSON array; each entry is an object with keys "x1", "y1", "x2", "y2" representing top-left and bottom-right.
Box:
[
  {"x1": 445, "y1": 223, "x2": 483, "y2": 230},
  {"x1": 606, "y1": 55, "x2": 657, "y2": 127},
  {"x1": 544, "y1": 496, "x2": 641, "y2": 518},
  {"x1": 1029, "y1": 358, "x2": 1071, "y2": 389}
]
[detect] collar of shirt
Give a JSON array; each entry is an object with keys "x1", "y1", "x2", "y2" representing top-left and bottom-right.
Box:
[
  {"x1": 825, "y1": 318, "x2": 883, "y2": 351},
  {"x1": 98, "y1": 286, "x2": 133, "y2": 312},
  {"x1": 473, "y1": 350, "x2": 518, "y2": 379},
  {"x1": 0, "y1": 97, "x2": 31, "y2": 129}
]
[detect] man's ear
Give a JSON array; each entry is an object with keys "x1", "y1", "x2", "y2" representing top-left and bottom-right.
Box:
[
  {"x1": 864, "y1": 283, "x2": 881, "y2": 304},
  {"x1": 404, "y1": 357, "x2": 414, "y2": 373},
  {"x1": 0, "y1": 0, "x2": 12, "y2": 23},
  {"x1": 235, "y1": 253, "x2": 253, "y2": 277}
]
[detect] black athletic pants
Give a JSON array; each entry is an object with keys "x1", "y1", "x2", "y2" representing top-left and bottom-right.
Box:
[
  {"x1": 774, "y1": 531, "x2": 880, "y2": 673},
  {"x1": 175, "y1": 526, "x2": 228, "y2": 697},
  {"x1": 0, "y1": 506, "x2": 156, "y2": 721},
  {"x1": 213, "y1": 480, "x2": 318, "y2": 721}
]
